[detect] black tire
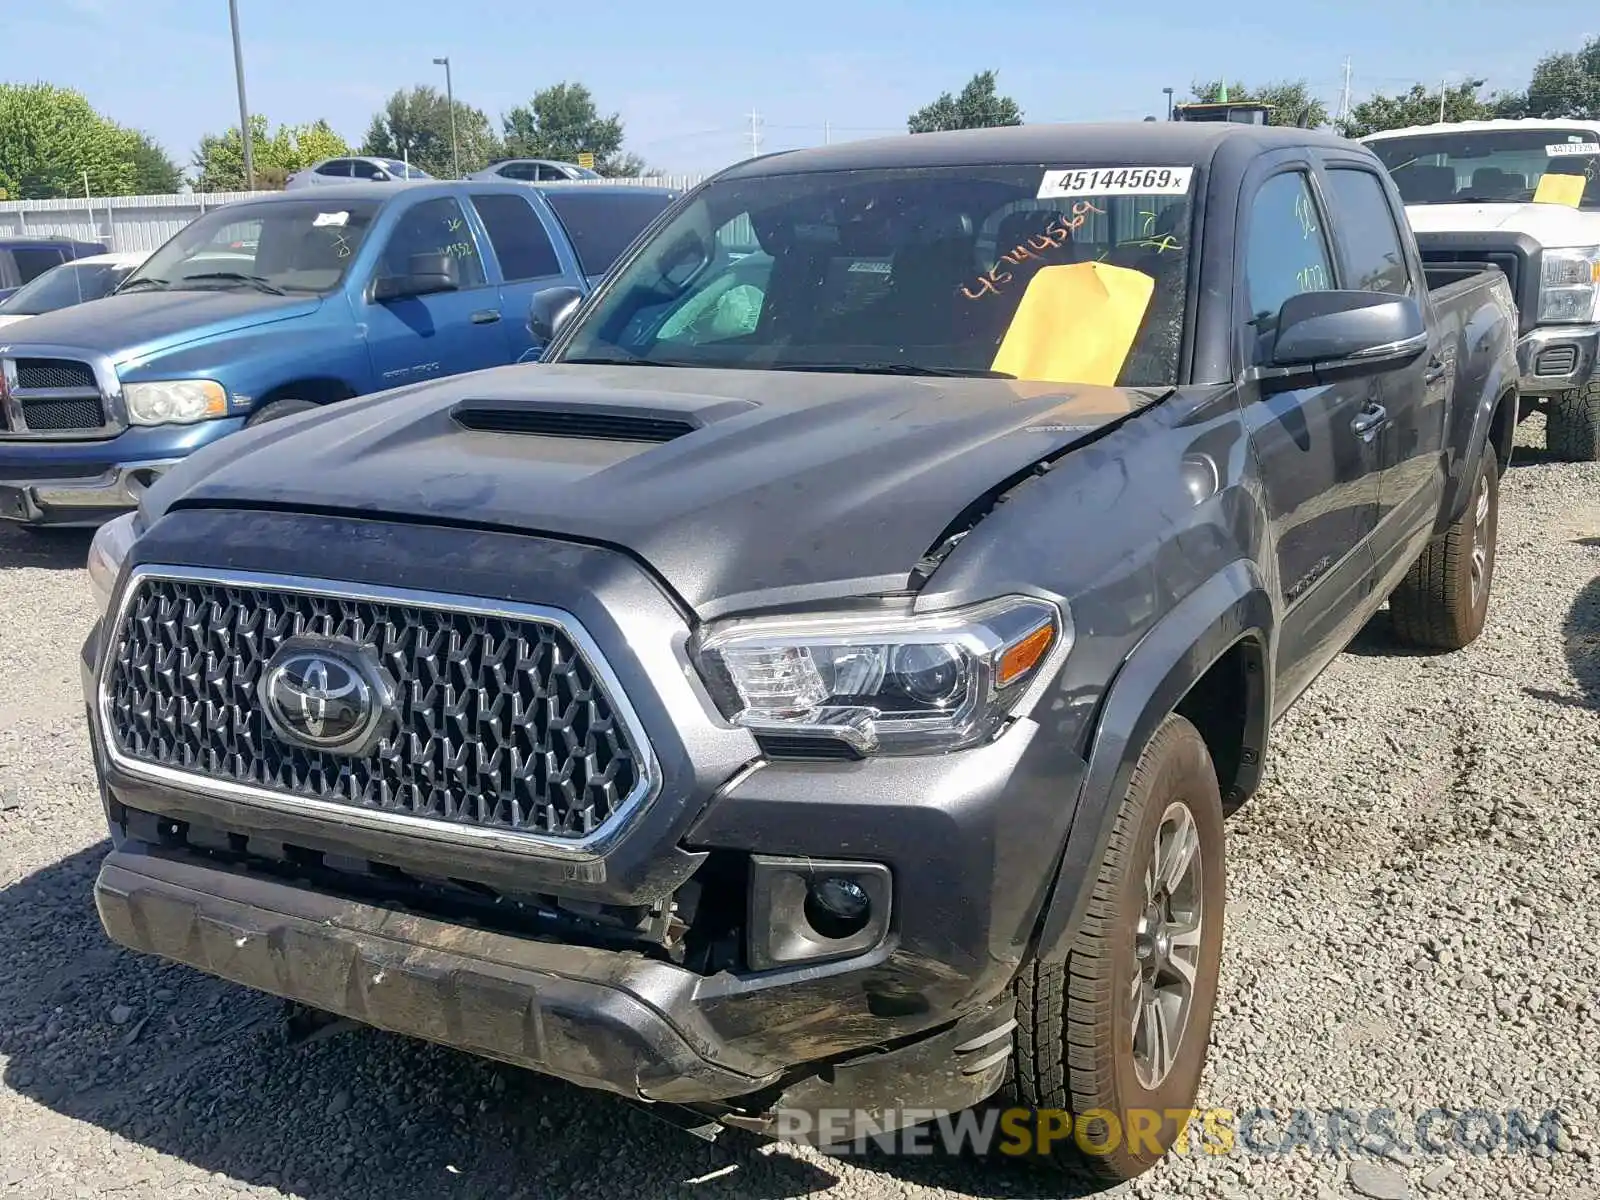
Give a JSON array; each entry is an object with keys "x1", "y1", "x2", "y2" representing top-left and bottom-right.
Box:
[
  {"x1": 1389, "y1": 450, "x2": 1499, "y2": 651},
  {"x1": 1548, "y1": 381, "x2": 1600, "y2": 462},
  {"x1": 246, "y1": 398, "x2": 320, "y2": 427},
  {"x1": 1007, "y1": 713, "x2": 1225, "y2": 1182}
]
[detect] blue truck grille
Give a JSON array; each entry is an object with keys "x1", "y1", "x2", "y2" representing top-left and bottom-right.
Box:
[
  {"x1": 103, "y1": 576, "x2": 646, "y2": 843},
  {"x1": 15, "y1": 358, "x2": 97, "y2": 390}
]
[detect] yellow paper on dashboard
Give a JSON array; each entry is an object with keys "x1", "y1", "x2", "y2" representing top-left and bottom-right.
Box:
[
  {"x1": 1534, "y1": 173, "x2": 1585, "y2": 207},
  {"x1": 990, "y1": 262, "x2": 1154, "y2": 386}
]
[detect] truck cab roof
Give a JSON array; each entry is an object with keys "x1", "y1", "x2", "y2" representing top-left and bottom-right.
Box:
[{"x1": 722, "y1": 121, "x2": 1363, "y2": 179}]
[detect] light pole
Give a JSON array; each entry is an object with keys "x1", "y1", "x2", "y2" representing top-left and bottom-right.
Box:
[
  {"x1": 433, "y1": 56, "x2": 460, "y2": 178},
  {"x1": 1163, "y1": 87, "x2": 1175, "y2": 121},
  {"x1": 1439, "y1": 75, "x2": 1486, "y2": 124},
  {"x1": 229, "y1": 0, "x2": 254, "y2": 189}
]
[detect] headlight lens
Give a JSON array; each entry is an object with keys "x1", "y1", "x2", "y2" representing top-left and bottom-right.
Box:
[
  {"x1": 1538, "y1": 246, "x2": 1600, "y2": 323},
  {"x1": 123, "y1": 379, "x2": 228, "y2": 426},
  {"x1": 86, "y1": 512, "x2": 139, "y2": 615},
  {"x1": 695, "y1": 595, "x2": 1070, "y2": 756}
]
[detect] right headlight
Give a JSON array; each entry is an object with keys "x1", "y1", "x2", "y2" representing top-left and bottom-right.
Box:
[
  {"x1": 693, "y1": 595, "x2": 1071, "y2": 756},
  {"x1": 1537, "y1": 246, "x2": 1600, "y2": 323},
  {"x1": 86, "y1": 511, "x2": 140, "y2": 616}
]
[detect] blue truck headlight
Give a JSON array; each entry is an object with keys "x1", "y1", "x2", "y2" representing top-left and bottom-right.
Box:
[
  {"x1": 694, "y1": 595, "x2": 1070, "y2": 756},
  {"x1": 87, "y1": 512, "x2": 140, "y2": 615},
  {"x1": 123, "y1": 380, "x2": 228, "y2": 426}
]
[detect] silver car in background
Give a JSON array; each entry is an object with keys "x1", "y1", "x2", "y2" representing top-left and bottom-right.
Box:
[
  {"x1": 470, "y1": 158, "x2": 601, "y2": 182},
  {"x1": 285, "y1": 157, "x2": 434, "y2": 188}
]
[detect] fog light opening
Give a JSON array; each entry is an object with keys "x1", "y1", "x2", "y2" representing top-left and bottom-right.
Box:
[{"x1": 803, "y1": 876, "x2": 873, "y2": 940}]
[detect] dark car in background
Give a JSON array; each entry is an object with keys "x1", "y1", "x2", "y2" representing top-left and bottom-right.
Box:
[
  {"x1": 0, "y1": 251, "x2": 146, "y2": 331},
  {"x1": 0, "y1": 235, "x2": 107, "y2": 301}
]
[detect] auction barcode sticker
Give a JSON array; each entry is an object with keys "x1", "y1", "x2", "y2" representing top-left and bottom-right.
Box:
[
  {"x1": 1547, "y1": 142, "x2": 1600, "y2": 156},
  {"x1": 1039, "y1": 166, "x2": 1195, "y2": 198}
]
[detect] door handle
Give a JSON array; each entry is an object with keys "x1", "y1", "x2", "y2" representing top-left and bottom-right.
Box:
[
  {"x1": 1351, "y1": 404, "x2": 1388, "y2": 441},
  {"x1": 470, "y1": 309, "x2": 502, "y2": 325},
  {"x1": 1423, "y1": 358, "x2": 1448, "y2": 385}
]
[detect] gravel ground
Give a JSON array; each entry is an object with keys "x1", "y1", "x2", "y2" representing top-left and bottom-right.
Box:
[{"x1": 1, "y1": 417, "x2": 1596, "y2": 1200}]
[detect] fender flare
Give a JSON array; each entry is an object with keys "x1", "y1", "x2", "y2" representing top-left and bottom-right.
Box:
[
  {"x1": 1033, "y1": 559, "x2": 1275, "y2": 964},
  {"x1": 1440, "y1": 372, "x2": 1519, "y2": 533}
]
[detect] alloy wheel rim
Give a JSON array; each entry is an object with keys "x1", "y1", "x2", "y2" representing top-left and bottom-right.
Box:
[
  {"x1": 1131, "y1": 801, "x2": 1204, "y2": 1090},
  {"x1": 1470, "y1": 473, "x2": 1491, "y2": 607}
]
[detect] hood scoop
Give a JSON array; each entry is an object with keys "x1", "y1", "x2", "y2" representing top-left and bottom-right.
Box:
[{"x1": 452, "y1": 402, "x2": 700, "y2": 444}]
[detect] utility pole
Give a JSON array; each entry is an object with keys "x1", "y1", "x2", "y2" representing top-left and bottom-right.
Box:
[
  {"x1": 1338, "y1": 58, "x2": 1352, "y2": 123},
  {"x1": 434, "y1": 56, "x2": 460, "y2": 177},
  {"x1": 228, "y1": 0, "x2": 254, "y2": 190},
  {"x1": 824, "y1": 120, "x2": 832, "y2": 145},
  {"x1": 748, "y1": 109, "x2": 763, "y2": 159},
  {"x1": 1439, "y1": 76, "x2": 1448, "y2": 124},
  {"x1": 1163, "y1": 86, "x2": 1174, "y2": 121}
]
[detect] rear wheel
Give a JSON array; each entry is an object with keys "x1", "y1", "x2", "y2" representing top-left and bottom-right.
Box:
[
  {"x1": 1389, "y1": 450, "x2": 1499, "y2": 651},
  {"x1": 1006, "y1": 713, "x2": 1225, "y2": 1182},
  {"x1": 1548, "y1": 381, "x2": 1600, "y2": 462}
]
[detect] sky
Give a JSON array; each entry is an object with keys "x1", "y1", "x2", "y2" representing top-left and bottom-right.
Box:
[{"x1": 10, "y1": 0, "x2": 1598, "y2": 177}]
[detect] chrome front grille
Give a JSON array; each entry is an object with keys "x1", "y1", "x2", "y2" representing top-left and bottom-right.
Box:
[
  {"x1": 0, "y1": 351, "x2": 114, "y2": 439},
  {"x1": 98, "y1": 569, "x2": 655, "y2": 856}
]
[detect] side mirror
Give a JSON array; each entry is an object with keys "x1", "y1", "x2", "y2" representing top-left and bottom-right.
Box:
[
  {"x1": 373, "y1": 252, "x2": 460, "y2": 301},
  {"x1": 528, "y1": 285, "x2": 585, "y2": 345},
  {"x1": 1256, "y1": 291, "x2": 1427, "y2": 392}
]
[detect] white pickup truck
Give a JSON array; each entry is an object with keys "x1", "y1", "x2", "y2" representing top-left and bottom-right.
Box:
[{"x1": 1364, "y1": 118, "x2": 1600, "y2": 460}]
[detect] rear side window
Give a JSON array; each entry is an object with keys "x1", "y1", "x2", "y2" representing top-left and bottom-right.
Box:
[
  {"x1": 470, "y1": 193, "x2": 561, "y2": 281},
  {"x1": 1325, "y1": 168, "x2": 1411, "y2": 295},
  {"x1": 316, "y1": 160, "x2": 351, "y2": 177},
  {"x1": 12, "y1": 247, "x2": 68, "y2": 283},
  {"x1": 1245, "y1": 171, "x2": 1335, "y2": 332},
  {"x1": 542, "y1": 191, "x2": 674, "y2": 277}
]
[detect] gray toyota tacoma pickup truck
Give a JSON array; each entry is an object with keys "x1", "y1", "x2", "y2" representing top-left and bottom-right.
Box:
[{"x1": 80, "y1": 122, "x2": 1517, "y2": 1181}]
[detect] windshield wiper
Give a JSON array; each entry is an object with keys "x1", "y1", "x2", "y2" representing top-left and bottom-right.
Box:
[
  {"x1": 560, "y1": 355, "x2": 692, "y2": 367},
  {"x1": 118, "y1": 277, "x2": 169, "y2": 292},
  {"x1": 764, "y1": 362, "x2": 1017, "y2": 379},
  {"x1": 175, "y1": 272, "x2": 286, "y2": 295}
]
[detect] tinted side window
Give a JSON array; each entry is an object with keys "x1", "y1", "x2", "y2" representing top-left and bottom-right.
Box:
[
  {"x1": 379, "y1": 197, "x2": 487, "y2": 287},
  {"x1": 1325, "y1": 168, "x2": 1411, "y2": 295},
  {"x1": 501, "y1": 163, "x2": 538, "y2": 181},
  {"x1": 470, "y1": 193, "x2": 562, "y2": 281},
  {"x1": 1245, "y1": 171, "x2": 1334, "y2": 338},
  {"x1": 315, "y1": 160, "x2": 351, "y2": 177},
  {"x1": 542, "y1": 191, "x2": 674, "y2": 277},
  {"x1": 12, "y1": 247, "x2": 68, "y2": 283},
  {"x1": 350, "y1": 160, "x2": 383, "y2": 180}
]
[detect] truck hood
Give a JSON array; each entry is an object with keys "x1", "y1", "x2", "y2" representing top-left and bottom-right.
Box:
[
  {"x1": 145, "y1": 363, "x2": 1165, "y2": 616},
  {"x1": 1405, "y1": 200, "x2": 1600, "y2": 247},
  {"x1": 0, "y1": 290, "x2": 321, "y2": 364}
]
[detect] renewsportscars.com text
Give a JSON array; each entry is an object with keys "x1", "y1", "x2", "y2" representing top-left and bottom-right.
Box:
[{"x1": 776, "y1": 1106, "x2": 1572, "y2": 1160}]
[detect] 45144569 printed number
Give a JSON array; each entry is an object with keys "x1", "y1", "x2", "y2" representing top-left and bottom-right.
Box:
[{"x1": 1038, "y1": 166, "x2": 1195, "y2": 198}]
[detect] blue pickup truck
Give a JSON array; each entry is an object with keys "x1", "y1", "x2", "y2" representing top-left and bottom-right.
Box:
[{"x1": 0, "y1": 180, "x2": 676, "y2": 528}]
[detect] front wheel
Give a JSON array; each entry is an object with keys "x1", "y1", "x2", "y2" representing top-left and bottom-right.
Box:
[
  {"x1": 1548, "y1": 381, "x2": 1600, "y2": 462},
  {"x1": 1006, "y1": 713, "x2": 1225, "y2": 1182},
  {"x1": 1389, "y1": 450, "x2": 1500, "y2": 651}
]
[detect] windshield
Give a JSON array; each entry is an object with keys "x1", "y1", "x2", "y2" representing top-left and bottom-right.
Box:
[
  {"x1": 122, "y1": 198, "x2": 383, "y2": 294},
  {"x1": 552, "y1": 164, "x2": 1194, "y2": 387},
  {"x1": 1370, "y1": 128, "x2": 1600, "y2": 207},
  {"x1": 0, "y1": 260, "x2": 137, "y2": 315}
]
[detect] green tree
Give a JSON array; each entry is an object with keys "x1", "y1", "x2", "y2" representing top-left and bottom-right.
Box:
[
  {"x1": 907, "y1": 70, "x2": 1023, "y2": 134},
  {"x1": 128, "y1": 132, "x2": 183, "y2": 194},
  {"x1": 1498, "y1": 37, "x2": 1600, "y2": 120},
  {"x1": 192, "y1": 115, "x2": 353, "y2": 191},
  {"x1": 501, "y1": 82, "x2": 646, "y2": 176},
  {"x1": 1335, "y1": 81, "x2": 1498, "y2": 138},
  {"x1": 1190, "y1": 79, "x2": 1330, "y2": 128},
  {"x1": 361, "y1": 86, "x2": 500, "y2": 177},
  {"x1": 0, "y1": 82, "x2": 139, "y2": 199}
]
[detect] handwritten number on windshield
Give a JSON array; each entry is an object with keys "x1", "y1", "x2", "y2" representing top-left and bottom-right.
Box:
[{"x1": 962, "y1": 201, "x2": 1105, "y2": 300}]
